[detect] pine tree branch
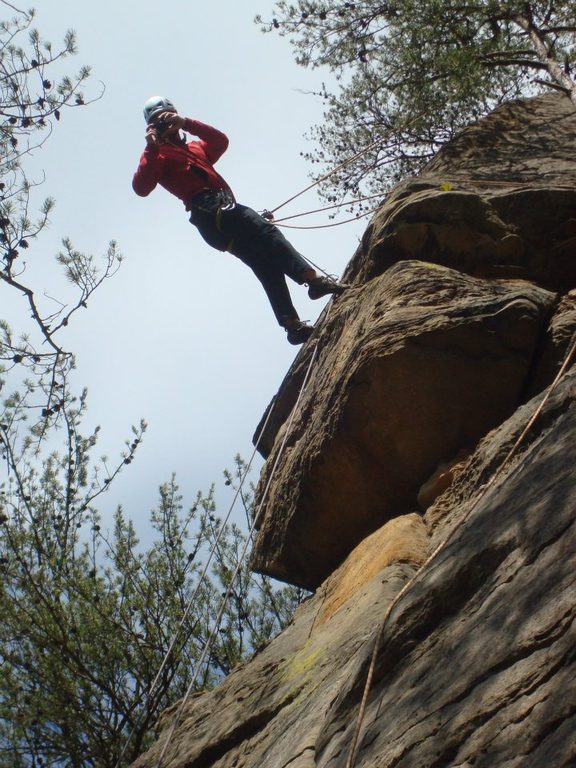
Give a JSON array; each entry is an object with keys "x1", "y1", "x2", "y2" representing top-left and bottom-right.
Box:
[
  {"x1": 532, "y1": 77, "x2": 571, "y2": 94},
  {"x1": 0, "y1": 271, "x2": 67, "y2": 356},
  {"x1": 0, "y1": 0, "x2": 28, "y2": 14},
  {"x1": 478, "y1": 56, "x2": 549, "y2": 70},
  {"x1": 540, "y1": 26, "x2": 576, "y2": 34}
]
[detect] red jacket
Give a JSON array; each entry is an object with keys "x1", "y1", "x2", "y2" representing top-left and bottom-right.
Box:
[{"x1": 132, "y1": 119, "x2": 232, "y2": 210}]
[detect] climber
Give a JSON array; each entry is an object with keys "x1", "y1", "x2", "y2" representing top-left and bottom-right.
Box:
[{"x1": 132, "y1": 96, "x2": 346, "y2": 345}]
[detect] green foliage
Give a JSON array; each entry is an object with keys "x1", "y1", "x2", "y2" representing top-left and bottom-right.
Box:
[
  {"x1": 258, "y1": 1, "x2": 576, "y2": 198},
  {"x1": 0, "y1": 5, "x2": 305, "y2": 766},
  {"x1": 0, "y1": 1, "x2": 117, "y2": 423},
  {"x1": 0, "y1": 441, "x2": 302, "y2": 767},
  {"x1": 1, "y1": 3, "x2": 95, "y2": 260}
]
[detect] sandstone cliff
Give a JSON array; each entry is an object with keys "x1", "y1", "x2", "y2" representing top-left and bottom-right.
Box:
[{"x1": 132, "y1": 93, "x2": 576, "y2": 768}]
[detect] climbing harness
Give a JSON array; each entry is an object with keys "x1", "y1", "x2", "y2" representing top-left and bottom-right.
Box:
[
  {"x1": 344, "y1": 331, "x2": 576, "y2": 768},
  {"x1": 188, "y1": 189, "x2": 237, "y2": 252},
  {"x1": 190, "y1": 189, "x2": 236, "y2": 214}
]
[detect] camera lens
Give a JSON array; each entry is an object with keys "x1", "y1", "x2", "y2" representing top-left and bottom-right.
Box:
[{"x1": 155, "y1": 116, "x2": 168, "y2": 133}]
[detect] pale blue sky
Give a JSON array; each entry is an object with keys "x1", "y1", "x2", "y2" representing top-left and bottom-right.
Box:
[{"x1": 7, "y1": 1, "x2": 368, "y2": 533}]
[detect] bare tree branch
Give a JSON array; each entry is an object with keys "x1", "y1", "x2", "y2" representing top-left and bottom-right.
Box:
[{"x1": 514, "y1": 14, "x2": 576, "y2": 104}]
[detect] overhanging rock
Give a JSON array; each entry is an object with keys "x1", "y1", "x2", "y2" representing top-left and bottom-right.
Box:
[{"x1": 250, "y1": 261, "x2": 556, "y2": 590}]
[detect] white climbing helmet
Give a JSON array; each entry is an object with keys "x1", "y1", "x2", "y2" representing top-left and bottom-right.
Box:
[{"x1": 143, "y1": 95, "x2": 177, "y2": 124}]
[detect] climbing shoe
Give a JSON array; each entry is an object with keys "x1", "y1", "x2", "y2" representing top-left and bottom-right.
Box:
[
  {"x1": 307, "y1": 276, "x2": 347, "y2": 300},
  {"x1": 285, "y1": 320, "x2": 314, "y2": 345}
]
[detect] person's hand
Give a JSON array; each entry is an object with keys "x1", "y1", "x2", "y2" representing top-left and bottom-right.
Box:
[
  {"x1": 165, "y1": 113, "x2": 185, "y2": 131},
  {"x1": 145, "y1": 123, "x2": 159, "y2": 147},
  {"x1": 145, "y1": 112, "x2": 184, "y2": 146}
]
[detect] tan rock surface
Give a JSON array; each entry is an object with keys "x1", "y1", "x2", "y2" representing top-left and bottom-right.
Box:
[
  {"x1": 318, "y1": 372, "x2": 576, "y2": 768},
  {"x1": 251, "y1": 262, "x2": 555, "y2": 589},
  {"x1": 131, "y1": 541, "x2": 419, "y2": 768},
  {"x1": 132, "y1": 372, "x2": 576, "y2": 768},
  {"x1": 317, "y1": 514, "x2": 428, "y2": 625},
  {"x1": 425, "y1": 92, "x2": 576, "y2": 186},
  {"x1": 343, "y1": 93, "x2": 576, "y2": 290}
]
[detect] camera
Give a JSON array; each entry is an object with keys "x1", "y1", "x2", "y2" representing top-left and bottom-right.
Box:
[{"x1": 154, "y1": 115, "x2": 170, "y2": 134}]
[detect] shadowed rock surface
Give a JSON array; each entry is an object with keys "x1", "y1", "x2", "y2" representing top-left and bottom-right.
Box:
[
  {"x1": 318, "y1": 374, "x2": 576, "y2": 768},
  {"x1": 250, "y1": 263, "x2": 555, "y2": 589},
  {"x1": 132, "y1": 516, "x2": 428, "y2": 768},
  {"x1": 132, "y1": 376, "x2": 576, "y2": 768},
  {"x1": 131, "y1": 93, "x2": 576, "y2": 768},
  {"x1": 250, "y1": 92, "x2": 576, "y2": 591}
]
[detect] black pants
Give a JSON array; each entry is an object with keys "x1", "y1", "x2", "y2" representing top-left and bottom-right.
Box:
[{"x1": 189, "y1": 197, "x2": 312, "y2": 325}]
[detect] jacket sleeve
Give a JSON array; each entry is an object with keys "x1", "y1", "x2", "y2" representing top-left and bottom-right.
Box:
[
  {"x1": 132, "y1": 145, "x2": 165, "y2": 196},
  {"x1": 183, "y1": 119, "x2": 229, "y2": 164}
]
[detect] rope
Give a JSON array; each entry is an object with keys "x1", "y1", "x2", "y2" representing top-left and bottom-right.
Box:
[
  {"x1": 266, "y1": 109, "x2": 449, "y2": 218},
  {"x1": 264, "y1": 102, "x2": 575, "y2": 229},
  {"x1": 270, "y1": 170, "x2": 576, "y2": 230},
  {"x1": 276, "y1": 206, "x2": 381, "y2": 231},
  {"x1": 345, "y1": 331, "x2": 576, "y2": 768},
  {"x1": 154, "y1": 339, "x2": 323, "y2": 768},
  {"x1": 273, "y1": 170, "x2": 575, "y2": 230},
  {"x1": 271, "y1": 193, "x2": 385, "y2": 223},
  {"x1": 113, "y1": 401, "x2": 278, "y2": 768},
  {"x1": 268, "y1": 136, "x2": 387, "y2": 216}
]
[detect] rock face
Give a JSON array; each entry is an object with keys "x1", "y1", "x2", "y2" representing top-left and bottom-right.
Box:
[
  {"x1": 251, "y1": 263, "x2": 555, "y2": 589},
  {"x1": 132, "y1": 517, "x2": 429, "y2": 768},
  {"x1": 250, "y1": 92, "x2": 575, "y2": 591},
  {"x1": 132, "y1": 93, "x2": 576, "y2": 768},
  {"x1": 319, "y1": 377, "x2": 576, "y2": 768},
  {"x1": 343, "y1": 92, "x2": 576, "y2": 291}
]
